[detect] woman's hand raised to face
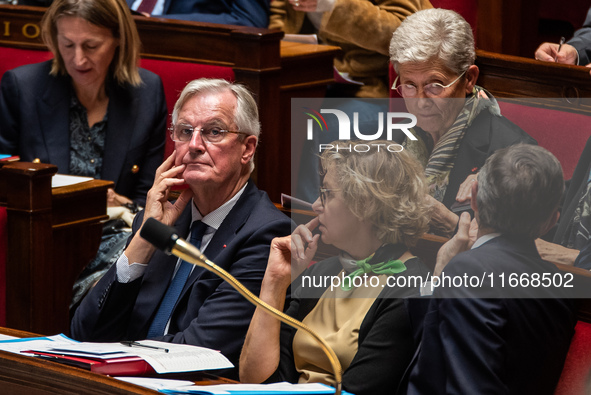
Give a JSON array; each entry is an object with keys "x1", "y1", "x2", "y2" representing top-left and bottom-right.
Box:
[
  {"x1": 265, "y1": 218, "x2": 320, "y2": 291},
  {"x1": 291, "y1": 217, "x2": 320, "y2": 275}
]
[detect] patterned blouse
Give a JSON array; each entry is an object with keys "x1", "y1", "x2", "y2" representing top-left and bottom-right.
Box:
[{"x1": 69, "y1": 95, "x2": 107, "y2": 178}]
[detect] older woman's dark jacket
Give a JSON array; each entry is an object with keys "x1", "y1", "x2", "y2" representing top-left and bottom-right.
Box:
[{"x1": 438, "y1": 110, "x2": 536, "y2": 209}]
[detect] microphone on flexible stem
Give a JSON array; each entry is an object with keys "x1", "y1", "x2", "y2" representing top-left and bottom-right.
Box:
[{"x1": 140, "y1": 217, "x2": 343, "y2": 394}]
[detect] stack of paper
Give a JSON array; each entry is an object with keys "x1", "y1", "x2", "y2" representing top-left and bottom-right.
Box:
[
  {"x1": 0, "y1": 154, "x2": 19, "y2": 162},
  {"x1": 0, "y1": 334, "x2": 78, "y2": 355},
  {"x1": 0, "y1": 335, "x2": 233, "y2": 376},
  {"x1": 37, "y1": 340, "x2": 234, "y2": 374},
  {"x1": 115, "y1": 379, "x2": 354, "y2": 395}
]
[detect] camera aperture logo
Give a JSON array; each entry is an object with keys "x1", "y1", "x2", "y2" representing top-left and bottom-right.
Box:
[
  {"x1": 304, "y1": 107, "x2": 329, "y2": 134},
  {"x1": 303, "y1": 107, "x2": 418, "y2": 152}
]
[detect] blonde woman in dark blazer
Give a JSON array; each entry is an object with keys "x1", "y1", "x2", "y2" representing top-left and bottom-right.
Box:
[{"x1": 0, "y1": 0, "x2": 166, "y2": 206}]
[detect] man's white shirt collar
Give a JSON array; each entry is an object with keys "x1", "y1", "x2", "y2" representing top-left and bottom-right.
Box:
[
  {"x1": 191, "y1": 181, "x2": 248, "y2": 233},
  {"x1": 471, "y1": 232, "x2": 502, "y2": 249}
]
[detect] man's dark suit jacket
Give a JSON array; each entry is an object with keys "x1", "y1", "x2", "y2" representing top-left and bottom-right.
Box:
[
  {"x1": 127, "y1": 0, "x2": 269, "y2": 27},
  {"x1": 568, "y1": 7, "x2": 591, "y2": 65},
  {"x1": 404, "y1": 236, "x2": 576, "y2": 395},
  {"x1": 70, "y1": 181, "x2": 292, "y2": 377},
  {"x1": 0, "y1": 61, "x2": 167, "y2": 205},
  {"x1": 553, "y1": 136, "x2": 591, "y2": 250}
]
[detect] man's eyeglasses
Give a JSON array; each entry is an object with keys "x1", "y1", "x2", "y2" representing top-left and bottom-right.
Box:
[
  {"x1": 170, "y1": 124, "x2": 248, "y2": 144},
  {"x1": 392, "y1": 70, "x2": 467, "y2": 98},
  {"x1": 319, "y1": 187, "x2": 339, "y2": 206}
]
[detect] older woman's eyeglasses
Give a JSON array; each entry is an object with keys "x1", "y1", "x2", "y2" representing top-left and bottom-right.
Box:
[
  {"x1": 319, "y1": 187, "x2": 339, "y2": 206},
  {"x1": 392, "y1": 70, "x2": 467, "y2": 98},
  {"x1": 170, "y1": 124, "x2": 248, "y2": 144}
]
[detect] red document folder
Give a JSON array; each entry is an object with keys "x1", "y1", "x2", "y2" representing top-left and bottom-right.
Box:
[
  {"x1": 26, "y1": 351, "x2": 156, "y2": 376},
  {"x1": 0, "y1": 155, "x2": 19, "y2": 162}
]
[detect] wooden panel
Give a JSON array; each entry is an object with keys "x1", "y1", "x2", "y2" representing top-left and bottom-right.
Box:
[
  {"x1": 275, "y1": 42, "x2": 340, "y2": 197},
  {"x1": 0, "y1": 163, "x2": 112, "y2": 335},
  {"x1": 475, "y1": 49, "x2": 591, "y2": 109},
  {"x1": 477, "y1": 0, "x2": 539, "y2": 56}
]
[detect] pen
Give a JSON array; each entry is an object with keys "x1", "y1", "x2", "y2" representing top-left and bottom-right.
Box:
[
  {"x1": 121, "y1": 341, "x2": 169, "y2": 353},
  {"x1": 554, "y1": 36, "x2": 565, "y2": 62}
]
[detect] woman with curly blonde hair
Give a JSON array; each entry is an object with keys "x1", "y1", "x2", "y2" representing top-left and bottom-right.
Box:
[{"x1": 240, "y1": 140, "x2": 431, "y2": 395}]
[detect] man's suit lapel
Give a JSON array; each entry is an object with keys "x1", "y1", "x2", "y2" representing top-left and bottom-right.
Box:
[
  {"x1": 130, "y1": 182, "x2": 260, "y2": 334},
  {"x1": 181, "y1": 181, "x2": 259, "y2": 295},
  {"x1": 37, "y1": 74, "x2": 71, "y2": 173},
  {"x1": 129, "y1": 207, "x2": 192, "y2": 336},
  {"x1": 162, "y1": 0, "x2": 173, "y2": 14},
  {"x1": 102, "y1": 82, "x2": 137, "y2": 186}
]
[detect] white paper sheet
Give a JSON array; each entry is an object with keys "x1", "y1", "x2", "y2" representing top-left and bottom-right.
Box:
[
  {"x1": 156, "y1": 382, "x2": 345, "y2": 394},
  {"x1": 0, "y1": 334, "x2": 78, "y2": 355},
  {"x1": 39, "y1": 340, "x2": 233, "y2": 374},
  {"x1": 114, "y1": 376, "x2": 195, "y2": 390},
  {"x1": 134, "y1": 341, "x2": 233, "y2": 374},
  {"x1": 52, "y1": 174, "x2": 94, "y2": 188}
]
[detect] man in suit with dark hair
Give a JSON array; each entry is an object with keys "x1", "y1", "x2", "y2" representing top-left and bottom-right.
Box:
[
  {"x1": 128, "y1": 0, "x2": 269, "y2": 27},
  {"x1": 403, "y1": 144, "x2": 577, "y2": 394},
  {"x1": 71, "y1": 78, "x2": 291, "y2": 379}
]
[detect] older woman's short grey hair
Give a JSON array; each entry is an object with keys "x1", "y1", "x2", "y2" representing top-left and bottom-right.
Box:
[
  {"x1": 172, "y1": 78, "x2": 261, "y2": 172},
  {"x1": 389, "y1": 8, "x2": 475, "y2": 75},
  {"x1": 320, "y1": 140, "x2": 431, "y2": 247},
  {"x1": 476, "y1": 144, "x2": 564, "y2": 240}
]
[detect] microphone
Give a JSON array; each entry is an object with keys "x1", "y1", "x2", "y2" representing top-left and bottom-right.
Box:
[{"x1": 140, "y1": 218, "x2": 343, "y2": 394}]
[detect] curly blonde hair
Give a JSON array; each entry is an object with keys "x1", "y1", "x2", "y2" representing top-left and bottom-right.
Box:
[{"x1": 320, "y1": 140, "x2": 431, "y2": 247}]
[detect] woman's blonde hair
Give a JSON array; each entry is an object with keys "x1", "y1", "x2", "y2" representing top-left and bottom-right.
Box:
[
  {"x1": 41, "y1": 0, "x2": 142, "y2": 86},
  {"x1": 321, "y1": 140, "x2": 431, "y2": 247}
]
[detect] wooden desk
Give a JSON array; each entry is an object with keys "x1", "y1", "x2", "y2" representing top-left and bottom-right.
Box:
[
  {"x1": 475, "y1": 49, "x2": 591, "y2": 108},
  {"x1": 0, "y1": 5, "x2": 340, "y2": 201},
  {"x1": 0, "y1": 163, "x2": 112, "y2": 335},
  {"x1": 0, "y1": 327, "x2": 236, "y2": 395},
  {"x1": 476, "y1": 0, "x2": 590, "y2": 58}
]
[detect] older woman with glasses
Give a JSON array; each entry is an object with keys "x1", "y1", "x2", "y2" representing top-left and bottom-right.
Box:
[
  {"x1": 240, "y1": 140, "x2": 431, "y2": 395},
  {"x1": 389, "y1": 8, "x2": 536, "y2": 236}
]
